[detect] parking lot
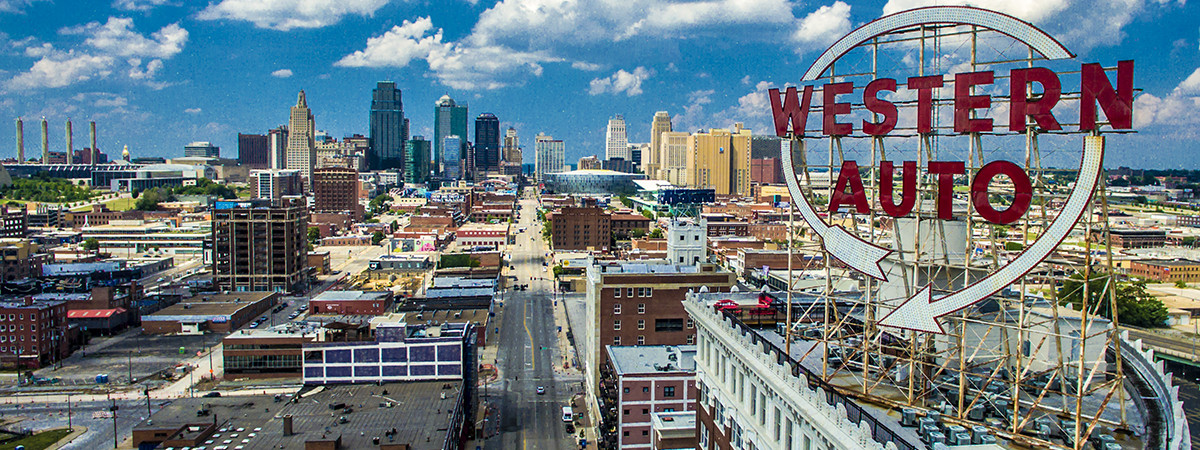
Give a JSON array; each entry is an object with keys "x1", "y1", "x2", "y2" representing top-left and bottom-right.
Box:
[{"x1": 28, "y1": 328, "x2": 224, "y2": 387}]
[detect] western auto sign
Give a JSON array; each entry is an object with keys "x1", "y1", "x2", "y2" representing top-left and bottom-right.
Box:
[{"x1": 772, "y1": 6, "x2": 1128, "y2": 334}]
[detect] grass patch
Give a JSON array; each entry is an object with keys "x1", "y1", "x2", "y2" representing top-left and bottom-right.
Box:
[{"x1": 0, "y1": 428, "x2": 73, "y2": 450}]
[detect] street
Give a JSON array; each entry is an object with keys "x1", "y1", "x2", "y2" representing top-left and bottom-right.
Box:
[{"x1": 486, "y1": 191, "x2": 579, "y2": 449}]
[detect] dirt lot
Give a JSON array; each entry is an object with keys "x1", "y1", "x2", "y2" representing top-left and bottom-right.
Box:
[{"x1": 31, "y1": 328, "x2": 224, "y2": 387}]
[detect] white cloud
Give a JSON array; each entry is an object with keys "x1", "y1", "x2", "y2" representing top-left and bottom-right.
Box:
[
  {"x1": 622, "y1": 0, "x2": 796, "y2": 39},
  {"x1": 63, "y1": 17, "x2": 188, "y2": 59},
  {"x1": 6, "y1": 17, "x2": 185, "y2": 90},
  {"x1": 6, "y1": 51, "x2": 115, "y2": 90},
  {"x1": 184, "y1": 107, "x2": 201, "y2": 114},
  {"x1": 336, "y1": 16, "x2": 560, "y2": 90},
  {"x1": 112, "y1": 0, "x2": 171, "y2": 11},
  {"x1": 1136, "y1": 67, "x2": 1200, "y2": 128},
  {"x1": 271, "y1": 68, "x2": 293, "y2": 78},
  {"x1": 0, "y1": 0, "x2": 47, "y2": 14},
  {"x1": 792, "y1": 1, "x2": 851, "y2": 49},
  {"x1": 587, "y1": 67, "x2": 652, "y2": 96},
  {"x1": 674, "y1": 89, "x2": 716, "y2": 131},
  {"x1": 571, "y1": 61, "x2": 603, "y2": 71},
  {"x1": 197, "y1": 0, "x2": 389, "y2": 31}
]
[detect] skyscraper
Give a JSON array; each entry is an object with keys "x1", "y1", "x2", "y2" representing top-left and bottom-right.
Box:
[
  {"x1": 473, "y1": 113, "x2": 501, "y2": 174},
  {"x1": 443, "y1": 135, "x2": 463, "y2": 180},
  {"x1": 605, "y1": 115, "x2": 628, "y2": 161},
  {"x1": 688, "y1": 123, "x2": 752, "y2": 196},
  {"x1": 660, "y1": 131, "x2": 691, "y2": 186},
  {"x1": 267, "y1": 125, "x2": 288, "y2": 170},
  {"x1": 238, "y1": 133, "x2": 269, "y2": 168},
  {"x1": 503, "y1": 127, "x2": 520, "y2": 164},
  {"x1": 534, "y1": 133, "x2": 565, "y2": 181},
  {"x1": 404, "y1": 136, "x2": 431, "y2": 184},
  {"x1": 184, "y1": 141, "x2": 219, "y2": 158},
  {"x1": 286, "y1": 91, "x2": 315, "y2": 186},
  {"x1": 647, "y1": 111, "x2": 672, "y2": 179},
  {"x1": 433, "y1": 95, "x2": 468, "y2": 173},
  {"x1": 369, "y1": 81, "x2": 406, "y2": 171}
]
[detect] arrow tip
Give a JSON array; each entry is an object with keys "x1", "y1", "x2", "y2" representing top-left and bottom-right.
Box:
[{"x1": 878, "y1": 285, "x2": 945, "y2": 334}]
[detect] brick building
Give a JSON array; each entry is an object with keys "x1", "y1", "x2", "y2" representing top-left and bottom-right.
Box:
[
  {"x1": 600, "y1": 345, "x2": 697, "y2": 449},
  {"x1": 750, "y1": 157, "x2": 782, "y2": 184},
  {"x1": 1, "y1": 207, "x2": 28, "y2": 238},
  {"x1": 1130, "y1": 258, "x2": 1200, "y2": 283},
  {"x1": 548, "y1": 206, "x2": 612, "y2": 251},
  {"x1": 212, "y1": 198, "x2": 308, "y2": 293},
  {"x1": 312, "y1": 166, "x2": 362, "y2": 220},
  {"x1": 0, "y1": 238, "x2": 46, "y2": 282},
  {"x1": 310, "y1": 290, "x2": 394, "y2": 315},
  {"x1": 455, "y1": 222, "x2": 510, "y2": 248},
  {"x1": 0, "y1": 298, "x2": 70, "y2": 369},
  {"x1": 222, "y1": 329, "x2": 316, "y2": 380},
  {"x1": 1091, "y1": 228, "x2": 1166, "y2": 249},
  {"x1": 611, "y1": 213, "x2": 653, "y2": 238},
  {"x1": 142, "y1": 292, "x2": 278, "y2": 335}
]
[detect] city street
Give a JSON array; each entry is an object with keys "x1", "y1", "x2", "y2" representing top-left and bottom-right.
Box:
[{"x1": 486, "y1": 192, "x2": 579, "y2": 450}]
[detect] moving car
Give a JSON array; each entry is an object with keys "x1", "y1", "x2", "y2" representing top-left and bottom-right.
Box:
[{"x1": 537, "y1": 386, "x2": 546, "y2": 395}]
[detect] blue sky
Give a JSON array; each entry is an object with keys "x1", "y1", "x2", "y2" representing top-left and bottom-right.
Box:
[{"x1": 0, "y1": 0, "x2": 1197, "y2": 169}]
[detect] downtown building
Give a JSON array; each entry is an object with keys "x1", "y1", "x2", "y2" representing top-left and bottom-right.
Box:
[
  {"x1": 183, "y1": 141, "x2": 219, "y2": 158},
  {"x1": 369, "y1": 81, "x2": 408, "y2": 171},
  {"x1": 473, "y1": 113, "x2": 501, "y2": 176},
  {"x1": 286, "y1": 91, "x2": 316, "y2": 187},
  {"x1": 534, "y1": 132, "x2": 565, "y2": 181},
  {"x1": 404, "y1": 136, "x2": 432, "y2": 184},
  {"x1": 238, "y1": 133, "x2": 270, "y2": 169},
  {"x1": 434, "y1": 94, "x2": 468, "y2": 174},
  {"x1": 0, "y1": 297, "x2": 70, "y2": 369},
  {"x1": 689, "y1": 124, "x2": 752, "y2": 197},
  {"x1": 601, "y1": 345, "x2": 697, "y2": 449},
  {"x1": 646, "y1": 111, "x2": 672, "y2": 180},
  {"x1": 606, "y1": 115, "x2": 629, "y2": 161},
  {"x1": 251, "y1": 169, "x2": 303, "y2": 199},
  {"x1": 501, "y1": 127, "x2": 522, "y2": 176},
  {"x1": 211, "y1": 198, "x2": 308, "y2": 293},
  {"x1": 312, "y1": 166, "x2": 362, "y2": 220}
]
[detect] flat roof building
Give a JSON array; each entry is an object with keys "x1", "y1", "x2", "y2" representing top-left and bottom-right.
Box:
[
  {"x1": 142, "y1": 292, "x2": 278, "y2": 335},
  {"x1": 310, "y1": 290, "x2": 394, "y2": 315},
  {"x1": 212, "y1": 198, "x2": 308, "y2": 293}
]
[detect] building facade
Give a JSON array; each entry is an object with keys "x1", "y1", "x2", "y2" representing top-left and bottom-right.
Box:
[
  {"x1": 602, "y1": 345, "x2": 697, "y2": 449},
  {"x1": 212, "y1": 198, "x2": 308, "y2": 293},
  {"x1": 689, "y1": 125, "x2": 752, "y2": 197},
  {"x1": 238, "y1": 133, "x2": 270, "y2": 168},
  {"x1": 0, "y1": 238, "x2": 46, "y2": 282},
  {"x1": 474, "y1": 113, "x2": 501, "y2": 174},
  {"x1": 310, "y1": 290, "x2": 394, "y2": 315},
  {"x1": 312, "y1": 166, "x2": 361, "y2": 220},
  {"x1": 548, "y1": 206, "x2": 611, "y2": 251},
  {"x1": 222, "y1": 329, "x2": 315, "y2": 380},
  {"x1": 1, "y1": 207, "x2": 28, "y2": 238},
  {"x1": 302, "y1": 322, "x2": 475, "y2": 385},
  {"x1": 285, "y1": 91, "x2": 316, "y2": 186},
  {"x1": 404, "y1": 136, "x2": 431, "y2": 184},
  {"x1": 0, "y1": 298, "x2": 70, "y2": 369},
  {"x1": 606, "y1": 115, "x2": 629, "y2": 161},
  {"x1": 534, "y1": 133, "x2": 566, "y2": 181},
  {"x1": 443, "y1": 135, "x2": 463, "y2": 180},
  {"x1": 667, "y1": 219, "x2": 707, "y2": 265},
  {"x1": 369, "y1": 81, "x2": 407, "y2": 171},
  {"x1": 660, "y1": 131, "x2": 691, "y2": 186},
  {"x1": 434, "y1": 95, "x2": 468, "y2": 173},
  {"x1": 647, "y1": 111, "x2": 672, "y2": 180},
  {"x1": 183, "y1": 141, "x2": 219, "y2": 158},
  {"x1": 251, "y1": 169, "x2": 303, "y2": 199}
]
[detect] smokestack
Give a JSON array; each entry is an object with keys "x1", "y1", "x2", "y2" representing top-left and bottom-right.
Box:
[
  {"x1": 90, "y1": 121, "x2": 97, "y2": 168},
  {"x1": 66, "y1": 119, "x2": 73, "y2": 164},
  {"x1": 283, "y1": 415, "x2": 293, "y2": 436},
  {"x1": 40, "y1": 117, "x2": 48, "y2": 164},
  {"x1": 15, "y1": 117, "x2": 23, "y2": 164}
]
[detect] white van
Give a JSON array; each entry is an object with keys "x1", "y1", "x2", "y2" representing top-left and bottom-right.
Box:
[{"x1": 561, "y1": 406, "x2": 573, "y2": 423}]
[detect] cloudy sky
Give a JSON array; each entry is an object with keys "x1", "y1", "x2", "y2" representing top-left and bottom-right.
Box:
[{"x1": 0, "y1": 0, "x2": 1197, "y2": 168}]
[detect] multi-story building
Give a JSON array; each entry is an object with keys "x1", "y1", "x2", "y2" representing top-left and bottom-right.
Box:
[
  {"x1": 1130, "y1": 258, "x2": 1200, "y2": 283},
  {"x1": 310, "y1": 290, "x2": 394, "y2": 315},
  {"x1": 302, "y1": 321, "x2": 476, "y2": 385},
  {"x1": 0, "y1": 238, "x2": 46, "y2": 282},
  {"x1": 583, "y1": 261, "x2": 735, "y2": 433},
  {"x1": 404, "y1": 136, "x2": 431, "y2": 184},
  {"x1": 547, "y1": 205, "x2": 611, "y2": 251},
  {"x1": 312, "y1": 166, "x2": 361, "y2": 220},
  {"x1": 650, "y1": 411, "x2": 698, "y2": 450},
  {"x1": 267, "y1": 125, "x2": 288, "y2": 170},
  {"x1": 611, "y1": 212, "x2": 652, "y2": 238},
  {"x1": 751, "y1": 157, "x2": 783, "y2": 184},
  {"x1": 434, "y1": 94, "x2": 468, "y2": 173},
  {"x1": 443, "y1": 135, "x2": 463, "y2": 180},
  {"x1": 237, "y1": 133, "x2": 270, "y2": 168},
  {"x1": 369, "y1": 81, "x2": 407, "y2": 171},
  {"x1": 222, "y1": 328, "x2": 316, "y2": 380},
  {"x1": 183, "y1": 141, "x2": 219, "y2": 158},
  {"x1": 535, "y1": 133, "x2": 565, "y2": 181},
  {"x1": 667, "y1": 219, "x2": 707, "y2": 266},
  {"x1": 503, "y1": 127, "x2": 521, "y2": 165},
  {"x1": 474, "y1": 113, "x2": 501, "y2": 174},
  {"x1": 660, "y1": 131, "x2": 691, "y2": 186},
  {"x1": 579, "y1": 156, "x2": 602, "y2": 170},
  {"x1": 606, "y1": 115, "x2": 629, "y2": 161},
  {"x1": 0, "y1": 297, "x2": 70, "y2": 369},
  {"x1": 601, "y1": 345, "x2": 697, "y2": 450},
  {"x1": 285, "y1": 91, "x2": 316, "y2": 187},
  {"x1": 689, "y1": 124, "x2": 752, "y2": 196},
  {"x1": 647, "y1": 111, "x2": 672, "y2": 180},
  {"x1": 251, "y1": 169, "x2": 303, "y2": 199},
  {"x1": 1, "y1": 207, "x2": 27, "y2": 238},
  {"x1": 211, "y1": 198, "x2": 308, "y2": 293}
]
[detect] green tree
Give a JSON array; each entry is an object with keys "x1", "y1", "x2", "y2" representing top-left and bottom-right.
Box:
[
  {"x1": 631, "y1": 228, "x2": 646, "y2": 238},
  {"x1": 1058, "y1": 274, "x2": 1169, "y2": 328},
  {"x1": 648, "y1": 228, "x2": 664, "y2": 239},
  {"x1": 371, "y1": 230, "x2": 386, "y2": 245},
  {"x1": 307, "y1": 227, "x2": 321, "y2": 245},
  {"x1": 618, "y1": 195, "x2": 632, "y2": 208},
  {"x1": 390, "y1": 220, "x2": 399, "y2": 232},
  {"x1": 134, "y1": 188, "x2": 171, "y2": 211},
  {"x1": 1004, "y1": 241, "x2": 1025, "y2": 251},
  {"x1": 82, "y1": 238, "x2": 100, "y2": 251},
  {"x1": 641, "y1": 209, "x2": 655, "y2": 220},
  {"x1": 1175, "y1": 280, "x2": 1188, "y2": 289}
]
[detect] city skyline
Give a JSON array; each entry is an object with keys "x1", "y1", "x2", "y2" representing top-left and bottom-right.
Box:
[{"x1": 0, "y1": 1, "x2": 1198, "y2": 168}]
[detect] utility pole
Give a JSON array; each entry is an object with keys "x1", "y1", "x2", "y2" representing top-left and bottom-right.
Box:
[
  {"x1": 127, "y1": 351, "x2": 133, "y2": 384},
  {"x1": 66, "y1": 393, "x2": 72, "y2": 431},
  {"x1": 145, "y1": 387, "x2": 152, "y2": 417},
  {"x1": 109, "y1": 398, "x2": 119, "y2": 449}
]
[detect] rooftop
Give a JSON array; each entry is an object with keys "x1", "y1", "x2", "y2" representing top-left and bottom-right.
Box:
[
  {"x1": 311, "y1": 290, "x2": 392, "y2": 302},
  {"x1": 1136, "y1": 258, "x2": 1200, "y2": 267},
  {"x1": 608, "y1": 345, "x2": 696, "y2": 375},
  {"x1": 650, "y1": 410, "x2": 697, "y2": 432},
  {"x1": 593, "y1": 262, "x2": 700, "y2": 274}
]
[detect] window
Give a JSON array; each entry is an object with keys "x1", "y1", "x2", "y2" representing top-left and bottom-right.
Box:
[
  {"x1": 664, "y1": 386, "x2": 676, "y2": 397},
  {"x1": 637, "y1": 320, "x2": 645, "y2": 330},
  {"x1": 655, "y1": 318, "x2": 684, "y2": 332},
  {"x1": 623, "y1": 409, "x2": 630, "y2": 415},
  {"x1": 613, "y1": 320, "x2": 621, "y2": 330},
  {"x1": 613, "y1": 336, "x2": 621, "y2": 345},
  {"x1": 636, "y1": 288, "x2": 645, "y2": 297},
  {"x1": 687, "y1": 318, "x2": 694, "y2": 329},
  {"x1": 613, "y1": 304, "x2": 622, "y2": 314},
  {"x1": 637, "y1": 303, "x2": 646, "y2": 314},
  {"x1": 642, "y1": 408, "x2": 649, "y2": 415},
  {"x1": 687, "y1": 335, "x2": 695, "y2": 345},
  {"x1": 627, "y1": 288, "x2": 634, "y2": 297},
  {"x1": 645, "y1": 288, "x2": 652, "y2": 296},
  {"x1": 614, "y1": 288, "x2": 621, "y2": 298},
  {"x1": 643, "y1": 386, "x2": 650, "y2": 393},
  {"x1": 623, "y1": 431, "x2": 629, "y2": 437},
  {"x1": 637, "y1": 335, "x2": 645, "y2": 345},
  {"x1": 642, "y1": 430, "x2": 648, "y2": 436},
  {"x1": 665, "y1": 407, "x2": 675, "y2": 412},
  {"x1": 679, "y1": 235, "x2": 685, "y2": 241},
  {"x1": 623, "y1": 387, "x2": 630, "y2": 393},
  {"x1": 695, "y1": 234, "x2": 700, "y2": 240}
]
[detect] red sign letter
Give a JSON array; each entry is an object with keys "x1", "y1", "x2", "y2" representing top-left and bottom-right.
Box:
[
  {"x1": 769, "y1": 86, "x2": 814, "y2": 137},
  {"x1": 1080, "y1": 60, "x2": 1134, "y2": 131},
  {"x1": 863, "y1": 78, "x2": 898, "y2": 136},
  {"x1": 954, "y1": 71, "x2": 994, "y2": 133},
  {"x1": 928, "y1": 161, "x2": 965, "y2": 220},
  {"x1": 907, "y1": 76, "x2": 943, "y2": 134},
  {"x1": 971, "y1": 160, "x2": 1033, "y2": 224},
  {"x1": 823, "y1": 82, "x2": 853, "y2": 136},
  {"x1": 879, "y1": 160, "x2": 916, "y2": 217},
  {"x1": 1009, "y1": 67, "x2": 1062, "y2": 132},
  {"x1": 829, "y1": 161, "x2": 869, "y2": 214}
]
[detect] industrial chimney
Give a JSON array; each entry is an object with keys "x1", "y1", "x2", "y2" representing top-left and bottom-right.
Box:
[
  {"x1": 15, "y1": 117, "x2": 23, "y2": 164},
  {"x1": 90, "y1": 121, "x2": 97, "y2": 168},
  {"x1": 40, "y1": 117, "x2": 48, "y2": 164},
  {"x1": 66, "y1": 119, "x2": 73, "y2": 164}
]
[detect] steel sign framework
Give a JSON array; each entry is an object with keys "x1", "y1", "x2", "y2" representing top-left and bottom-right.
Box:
[{"x1": 772, "y1": 6, "x2": 1184, "y2": 449}]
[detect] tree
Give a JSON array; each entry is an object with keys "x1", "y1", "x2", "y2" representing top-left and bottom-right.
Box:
[
  {"x1": 618, "y1": 195, "x2": 632, "y2": 208},
  {"x1": 135, "y1": 188, "x2": 166, "y2": 211},
  {"x1": 641, "y1": 209, "x2": 655, "y2": 220},
  {"x1": 82, "y1": 238, "x2": 100, "y2": 251},
  {"x1": 1004, "y1": 241, "x2": 1025, "y2": 251},
  {"x1": 648, "y1": 228, "x2": 664, "y2": 239},
  {"x1": 307, "y1": 227, "x2": 321, "y2": 245},
  {"x1": 1175, "y1": 280, "x2": 1188, "y2": 289},
  {"x1": 631, "y1": 228, "x2": 646, "y2": 238},
  {"x1": 390, "y1": 220, "x2": 399, "y2": 233},
  {"x1": 1058, "y1": 273, "x2": 1169, "y2": 328},
  {"x1": 371, "y1": 230, "x2": 386, "y2": 245}
]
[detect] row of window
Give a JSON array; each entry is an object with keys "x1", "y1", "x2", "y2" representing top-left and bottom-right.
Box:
[
  {"x1": 1, "y1": 345, "x2": 35, "y2": 354},
  {"x1": 1, "y1": 324, "x2": 33, "y2": 331},
  {"x1": 613, "y1": 287, "x2": 653, "y2": 299},
  {"x1": 621, "y1": 385, "x2": 677, "y2": 397},
  {"x1": 612, "y1": 335, "x2": 695, "y2": 345},
  {"x1": 613, "y1": 318, "x2": 694, "y2": 331}
]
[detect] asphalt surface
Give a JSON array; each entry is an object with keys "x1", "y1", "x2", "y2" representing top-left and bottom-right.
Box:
[
  {"x1": 0, "y1": 398, "x2": 150, "y2": 450},
  {"x1": 485, "y1": 191, "x2": 577, "y2": 450}
]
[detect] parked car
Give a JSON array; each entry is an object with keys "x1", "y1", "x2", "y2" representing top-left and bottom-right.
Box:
[
  {"x1": 203, "y1": 391, "x2": 221, "y2": 398},
  {"x1": 536, "y1": 386, "x2": 545, "y2": 395}
]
